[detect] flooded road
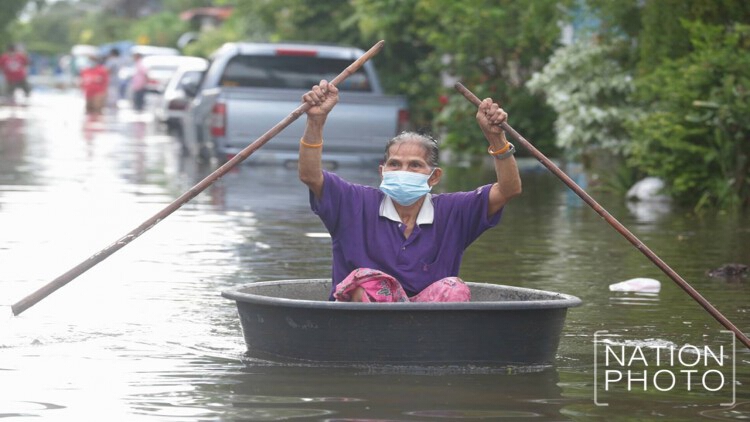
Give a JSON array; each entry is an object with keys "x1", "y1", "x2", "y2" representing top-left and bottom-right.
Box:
[{"x1": 1, "y1": 90, "x2": 748, "y2": 420}]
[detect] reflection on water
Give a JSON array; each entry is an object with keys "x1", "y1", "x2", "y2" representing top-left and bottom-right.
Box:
[
  {"x1": 1, "y1": 92, "x2": 748, "y2": 420},
  {"x1": 220, "y1": 363, "x2": 564, "y2": 420}
]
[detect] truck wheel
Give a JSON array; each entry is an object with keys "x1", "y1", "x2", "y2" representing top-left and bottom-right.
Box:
[{"x1": 198, "y1": 143, "x2": 213, "y2": 163}]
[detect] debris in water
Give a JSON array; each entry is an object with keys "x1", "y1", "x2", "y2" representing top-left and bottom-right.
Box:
[{"x1": 609, "y1": 278, "x2": 661, "y2": 293}]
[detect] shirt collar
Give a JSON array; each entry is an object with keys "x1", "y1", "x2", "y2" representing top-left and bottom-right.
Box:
[{"x1": 379, "y1": 194, "x2": 434, "y2": 225}]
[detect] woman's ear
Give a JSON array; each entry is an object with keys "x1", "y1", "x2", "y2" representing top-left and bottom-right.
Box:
[{"x1": 429, "y1": 167, "x2": 442, "y2": 187}]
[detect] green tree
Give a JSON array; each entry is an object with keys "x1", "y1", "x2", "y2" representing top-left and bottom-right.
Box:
[
  {"x1": 74, "y1": 11, "x2": 131, "y2": 45},
  {"x1": 13, "y1": 1, "x2": 84, "y2": 55},
  {"x1": 638, "y1": 0, "x2": 750, "y2": 74},
  {"x1": 231, "y1": 0, "x2": 363, "y2": 47},
  {"x1": 1, "y1": 0, "x2": 30, "y2": 48},
  {"x1": 585, "y1": 0, "x2": 641, "y2": 40},
  {"x1": 629, "y1": 22, "x2": 750, "y2": 210},
  {"x1": 182, "y1": 14, "x2": 255, "y2": 58},
  {"x1": 356, "y1": 0, "x2": 564, "y2": 158},
  {"x1": 352, "y1": 0, "x2": 440, "y2": 131},
  {"x1": 628, "y1": 0, "x2": 750, "y2": 210},
  {"x1": 127, "y1": 11, "x2": 188, "y2": 48},
  {"x1": 184, "y1": 1, "x2": 356, "y2": 61}
]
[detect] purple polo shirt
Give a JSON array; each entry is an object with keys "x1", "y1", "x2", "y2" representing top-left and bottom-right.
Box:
[{"x1": 311, "y1": 171, "x2": 502, "y2": 299}]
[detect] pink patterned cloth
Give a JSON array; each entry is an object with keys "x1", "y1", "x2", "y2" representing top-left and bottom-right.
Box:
[{"x1": 333, "y1": 268, "x2": 471, "y2": 302}]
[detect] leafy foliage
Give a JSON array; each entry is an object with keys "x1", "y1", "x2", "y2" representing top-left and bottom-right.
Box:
[
  {"x1": 628, "y1": 22, "x2": 750, "y2": 210},
  {"x1": 125, "y1": 12, "x2": 188, "y2": 48},
  {"x1": 351, "y1": 0, "x2": 440, "y2": 131},
  {"x1": 526, "y1": 38, "x2": 636, "y2": 164},
  {"x1": 356, "y1": 0, "x2": 563, "y2": 157},
  {"x1": 423, "y1": 0, "x2": 563, "y2": 156},
  {"x1": 12, "y1": 1, "x2": 86, "y2": 55},
  {"x1": 182, "y1": 14, "x2": 254, "y2": 58},
  {"x1": 638, "y1": 0, "x2": 750, "y2": 74},
  {"x1": 0, "y1": 0, "x2": 29, "y2": 48}
]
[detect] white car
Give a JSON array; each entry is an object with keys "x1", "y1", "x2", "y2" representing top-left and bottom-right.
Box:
[
  {"x1": 140, "y1": 55, "x2": 206, "y2": 95},
  {"x1": 154, "y1": 58, "x2": 209, "y2": 136}
]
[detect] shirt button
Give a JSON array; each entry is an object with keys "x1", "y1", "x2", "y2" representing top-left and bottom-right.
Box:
[{"x1": 402, "y1": 246, "x2": 406, "y2": 250}]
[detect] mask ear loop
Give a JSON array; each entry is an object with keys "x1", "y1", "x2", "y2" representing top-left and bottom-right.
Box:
[{"x1": 427, "y1": 167, "x2": 437, "y2": 187}]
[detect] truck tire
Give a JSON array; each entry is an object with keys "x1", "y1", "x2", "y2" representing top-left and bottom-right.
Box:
[{"x1": 198, "y1": 143, "x2": 213, "y2": 163}]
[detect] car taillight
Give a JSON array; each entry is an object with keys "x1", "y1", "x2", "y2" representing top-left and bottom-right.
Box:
[
  {"x1": 397, "y1": 109, "x2": 410, "y2": 134},
  {"x1": 210, "y1": 102, "x2": 226, "y2": 137}
]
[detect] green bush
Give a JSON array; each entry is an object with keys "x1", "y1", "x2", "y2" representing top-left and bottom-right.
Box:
[{"x1": 629, "y1": 21, "x2": 750, "y2": 210}]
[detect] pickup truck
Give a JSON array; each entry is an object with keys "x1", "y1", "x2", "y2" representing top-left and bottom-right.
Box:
[{"x1": 181, "y1": 42, "x2": 409, "y2": 166}]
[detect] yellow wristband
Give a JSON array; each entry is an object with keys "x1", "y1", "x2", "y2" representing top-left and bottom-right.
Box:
[
  {"x1": 300, "y1": 138, "x2": 323, "y2": 148},
  {"x1": 488, "y1": 142, "x2": 511, "y2": 156}
]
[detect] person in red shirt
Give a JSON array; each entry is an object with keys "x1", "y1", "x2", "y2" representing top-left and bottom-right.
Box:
[
  {"x1": 80, "y1": 56, "x2": 109, "y2": 114},
  {"x1": 0, "y1": 43, "x2": 30, "y2": 102}
]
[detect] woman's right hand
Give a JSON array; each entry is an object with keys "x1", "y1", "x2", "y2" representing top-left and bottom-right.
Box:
[
  {"x1": 476, "y1": 98, "x2": 507, "y2": 136},
  {"x1": 302, "y1": 79, "x2": 339, "y2": 121}
]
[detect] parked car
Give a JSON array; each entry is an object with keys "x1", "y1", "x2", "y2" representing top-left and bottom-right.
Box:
[
  {"x1": 141, "y1": 55, "x2": 207, "y2": 95},
  {"x1": 181, "y1": 42, "x2": 409, "y2": 165},
  {"x1": 154, "y1": 58, "x2": 209, "y2": 136}
]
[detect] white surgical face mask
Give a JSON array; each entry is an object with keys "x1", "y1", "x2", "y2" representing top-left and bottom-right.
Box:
[{"x1": 379, "y1": 170, "x2": 433, "y2": 206}]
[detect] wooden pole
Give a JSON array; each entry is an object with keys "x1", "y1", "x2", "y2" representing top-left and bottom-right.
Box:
[
  {"x1": 10, "y1": 41, "x2": 386, "y2": 316},
  {"x1": 455, "y1": 82, "x2": 750, "y2": 350}
]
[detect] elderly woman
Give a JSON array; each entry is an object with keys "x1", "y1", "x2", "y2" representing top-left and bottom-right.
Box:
[{"x1": 299, "y1": 80, "x2": 522, "y2": 302}]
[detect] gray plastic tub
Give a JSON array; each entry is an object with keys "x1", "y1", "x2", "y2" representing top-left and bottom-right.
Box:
[{"x1": 222, "y1": 279, "x2": 582, "y2": 365}]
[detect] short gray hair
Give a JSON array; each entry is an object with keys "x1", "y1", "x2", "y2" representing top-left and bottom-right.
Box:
[{"x1": 383, "y1": 131, "x2": 439, "y2": 168}]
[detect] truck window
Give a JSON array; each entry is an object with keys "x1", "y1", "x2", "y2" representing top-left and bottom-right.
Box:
[{"x1": 219, "y1": 55, "x2": 372, "y2": 92}]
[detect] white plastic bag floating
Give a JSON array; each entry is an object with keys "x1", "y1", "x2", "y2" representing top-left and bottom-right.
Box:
[
  {"x1": 609, "y1": 278, "x2": 661, "y2": 293},
  {"x1": 626, "y1": 177, "x2": 670, "y2": 202}
]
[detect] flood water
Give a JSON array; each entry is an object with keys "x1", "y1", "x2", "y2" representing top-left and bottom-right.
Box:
[{"x1": 1, "y1": 90, "x2": 748, "y2": 420}]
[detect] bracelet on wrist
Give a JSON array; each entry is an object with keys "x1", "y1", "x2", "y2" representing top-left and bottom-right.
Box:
[
  {"x1": 300, "y1": 138, "x2": 323, "y2": 148},
  {"x1": 488, "y1": 142, "x2": 515, "y2": 160}
]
